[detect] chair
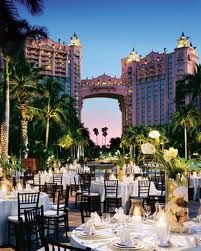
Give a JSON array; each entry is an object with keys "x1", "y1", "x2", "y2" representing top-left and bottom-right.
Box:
[
  {"x1": 44, "y1": 186, "x2": 70, "y2": 242},
  {"x1": 53, "y1": 173, "x2": 63, "y2": 185},
  {"x1": 46, "y1": 242, "x2": 91, "y2": 251},
  {"x1": 70, "y1": 176, "x2": 80, "y2": 196},
  {"x1": 130, "y1": 180, "x2": 151, "y2": 206},
  {"x1": 80, "y1": 183, "x2": 101, "y2": 223},
  {"x1": 23, "y1": 206, "x2": 45, "y2": 251},
  {"x1": 46, "y1": 182, "x2": 63, "y2": 203},
  {"x1": 8, "y1": 192, "x2": 40, "y2": 246},
  {"x1": 33, "y1": 174, "x2": 41, "y2": 185},
  {"x1": 103, "y1": 180, "x2": 122, "y2": 213}
]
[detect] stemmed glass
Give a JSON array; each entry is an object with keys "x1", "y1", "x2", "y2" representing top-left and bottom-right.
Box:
[
  {"x1": 102, "y1": 213, "x2": 111, "y2": 224},
  {"x1": 144, "y1": 204, "x2": 151, "y2": 221}
]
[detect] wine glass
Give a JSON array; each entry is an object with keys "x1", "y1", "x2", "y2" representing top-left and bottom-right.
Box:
[
  {"x1": 102, "y1": 213, "x2": 111, "y2": 224},
  {"x1": 144, "y1": 204, "x2": 151, "y2": 220}
]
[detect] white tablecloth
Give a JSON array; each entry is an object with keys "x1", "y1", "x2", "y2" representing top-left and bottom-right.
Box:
[
  {"x1": 71, "y1": 221, "x2": 201, "y2": 251},
  {"x1": 90, "y1": 180, "x2": 161, "y2": 207},
  {"x1": 190, "y1": 176, "x2": 201, "y2": 200},
  {"x1": 31, "y1": 173, "x2": 79, "y2": 187},
  {"x1": 0, "y1": 192, "x2": 50, "y2": 246}
]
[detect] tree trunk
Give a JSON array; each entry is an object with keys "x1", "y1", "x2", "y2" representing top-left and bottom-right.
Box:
[
  {"x1": 20, "y1": 103, "x2": 29, "y2": 159},
  {"x1": 184, "y1": 126, "x2": 188, "y2": 159},
  {"x1": 21, "y1": 119, "x2": 28, "y2": 158},
  {"x1": 133, "y1": 144, "x2": 136, "y2": 161},
  {"x1": 45, "y1": 117, "x2": 50, "y2": 148},
  {"x1": 45, "y1": 100, "x2": 50, "y2": 148},
  {"x1": 0, "y1": 58, "x2": 10, "y2": 161},
  {"x1": 129, "y1": 144, "x2": 133, "y2": 159}
]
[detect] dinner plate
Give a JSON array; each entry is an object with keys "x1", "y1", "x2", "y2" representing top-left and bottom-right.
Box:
[
  {"x1": 76, "y1": 231, "x2": 113, "y2": 240},
  {"x1": 112, "y1": 240, "x2": 144, "y2": 250}
]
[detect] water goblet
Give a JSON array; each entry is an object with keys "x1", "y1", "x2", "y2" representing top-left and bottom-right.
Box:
[
  {"x1": 102, "y1": 213, "x2": 111, "y2": 224},
  {"x1": 144, "y1": 204, "x2": 151, "y2": 221}
]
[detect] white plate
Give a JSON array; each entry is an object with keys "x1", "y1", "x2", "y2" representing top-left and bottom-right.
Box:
[{"x1": 112, "y1": 240, "x2": 144, "y2": 250}]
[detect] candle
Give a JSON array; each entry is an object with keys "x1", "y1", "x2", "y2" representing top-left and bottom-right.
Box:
[
  {"x1": 2, "y1": 184, "x2": 7, "y2": 193},
  {"x1": 17, "y1": 183, "x2": 23, "y2": 191},
  {"x1": 157, "y1": 212, "x2": 170, "y2": 245}
]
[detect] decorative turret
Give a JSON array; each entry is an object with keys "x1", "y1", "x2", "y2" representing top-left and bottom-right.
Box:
[
  {"x1": 176, "y1": 32, "x2": 190, "y2": 48},
  {"x1": 126, "y1": 48, "x2": 140, "y2": 64},
  {"x1": 70, "y1": 32, "x2": 80, "y2": 46}
]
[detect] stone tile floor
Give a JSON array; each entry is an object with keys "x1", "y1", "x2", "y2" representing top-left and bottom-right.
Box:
[{"x1": 0, "y1": 196, "x2": 200, "y2": 250}]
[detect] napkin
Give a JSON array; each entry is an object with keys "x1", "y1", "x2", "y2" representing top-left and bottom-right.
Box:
[
  {"x1": 33, "y1": 186, "x2": 39, "y2": 192},
  {"x1": 113, "y1": 207, "x2": 126, "y2": 220},
  {"x1": 84, "y1": 219, "x2": 96, "y2": 235},
  {"x1": 119, "y1": 229, "x2": 137, "y2": 247},
  {"x1": 91, "y1": 212, "x2": 102, "y2": 225}
]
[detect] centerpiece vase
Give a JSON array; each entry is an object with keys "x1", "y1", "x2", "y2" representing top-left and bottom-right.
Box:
[
  {"x1": 117, "y1": 168, "x2": 125, "y2": 182},
  {"x1": 165, "y1": 172, "x2": 188, "y2": 233}
]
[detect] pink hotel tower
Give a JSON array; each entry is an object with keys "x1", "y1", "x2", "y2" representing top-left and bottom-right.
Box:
[{"x1": 26, "y1": 33, "x2": 198, "y2": 127}]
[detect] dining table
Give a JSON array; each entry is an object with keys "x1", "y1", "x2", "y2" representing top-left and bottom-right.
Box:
[
  {"x1": 71, "y1": 216, "x2": 201, "y2": 251},
  {"x1": 90, "y1": 179, "x2": 162, "y2": 208},
  {"x1": 0, "y1": 191, "x2": 50, "y2": 246}
]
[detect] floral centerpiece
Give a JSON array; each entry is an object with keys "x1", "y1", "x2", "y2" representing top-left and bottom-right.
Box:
[{"x1": 140, "y1": 130, "x2": 188, "y2": 233}]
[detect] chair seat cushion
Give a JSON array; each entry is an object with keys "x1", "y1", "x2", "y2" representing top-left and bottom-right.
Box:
[
  {"x1": 44, "y1": 210, "x2": 65, "y2": 217},
  {"x1": 76, "y1": 190, "x2": 82, "y2": 193},
  {"x1": 50, "y1": 204, "x2": 65, "y2": 210},
  {"x1": 105, "y1": 196, "x2": 121, "y2": 199},
  {"x1": 82, "y1": 192, "x2": 99, "y2": 196},
  {"x1": 8, "y1": 215, "x2": 25, "y2": 223}
]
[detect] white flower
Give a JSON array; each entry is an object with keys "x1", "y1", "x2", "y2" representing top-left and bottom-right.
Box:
[
  {"x1": 164, "y1": 150, "x2": 172, "y2": 162},
  {"x1": 141, "y1": 143, "x2": 156, "y2": 154},
  {"x1": 173, "y1": 186, "x2": 188, "y2": 201},
  {"x1": 169, "y1": 147, "x2": 178, "y2": 158},
  {"x1": 149, "y1": 130, "x2": 161, "y2": 139}
]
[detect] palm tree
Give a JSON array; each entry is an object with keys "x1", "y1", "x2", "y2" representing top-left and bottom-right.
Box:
[
  {"x1": 29, "y1": 78, "x2": 69, "y2": 148},
  {"x1": 172, "y1": 104, "x2": 200, "y2": 159},
  {"x1": 101, "y1": 127, "x2": 108, "y2": 147},
  {"x1": 93, "y1": 128, "x2": 99, "y2": 145},
  {"x1": 0, "y1": 0, "x2": 47, "y2": 160},
  {"x1": 11, "y1": 60, "x2": 42, "y2": 158},
  {"x1": 176, "y1": 64, "x2": 201, "y2": 113}
]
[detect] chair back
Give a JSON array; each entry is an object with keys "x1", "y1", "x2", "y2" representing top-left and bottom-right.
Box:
[
  {"x1": 46, "y1": 182, "x2": 63, "y2": 202},
  {"x1": 23, "y1": 206, "x2": 45, "y2": 251},
  {"x1": 33, "y1": 174, "x2": 41, "y2": 185},
  {"x1": 104, "y1": 180, "x2": 118, "y2": 198},
  {"x1": 53, "y1": 172, "x2": 63, "y2": 185},
  {"x1": 54, "y1": 186, "x2": 70, "y2": 215},
  {"x1": 46, "y1": 242, "x2": 91, "y2": 251},
  {"x1": 138, "y1": 180, "x2": 150, "y2": 198},
  {"x1": 17, "y1": 192, "x2": 40, "y2": 221},
  {"x1": 80, "y1": 173, "x2": 91, "y2": 184},
  {"x1": 80, "y1": 183, "x2": 91, "y2": 195}
]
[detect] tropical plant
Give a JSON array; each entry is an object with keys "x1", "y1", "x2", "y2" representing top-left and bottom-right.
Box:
[
  {"x1": 172, "y1": 104, "x2": 200, "y2": 159},
  {"x1": 11, "y1": 60, "x2": 42, "y2": 158},
  {"x1": 93, "y1": 128, "x2": 99, "y2": 145},
  {"x1": 0, "y1": 0, "x2": 47, "y2": 160},
  {"x1": 29, "y1": 78, "x2": 68, "y2": 148},
  {"x1": 176, "y1": 64, "x2": 201, "y2": 113},
  {"x1": 101, "y1": 127, "x2": 108, "y2": 146}
]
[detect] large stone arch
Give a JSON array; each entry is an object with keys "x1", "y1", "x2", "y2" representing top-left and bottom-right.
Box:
[{"x1": 79, "y1": 74, "x2": 132, "y2": 130}]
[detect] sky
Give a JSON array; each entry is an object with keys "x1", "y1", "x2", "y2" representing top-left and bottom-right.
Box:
[{"x1": 17, "y1": 0, "x2": 201, "y2": 144}]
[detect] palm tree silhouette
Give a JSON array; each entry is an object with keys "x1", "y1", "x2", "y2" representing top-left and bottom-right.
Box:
[
  {"x1": 101, "y1": 127, "x2": 108, "y2": 147},
  {"x1": 93, "y1": 128, "x2": 99, "y2": 145}
]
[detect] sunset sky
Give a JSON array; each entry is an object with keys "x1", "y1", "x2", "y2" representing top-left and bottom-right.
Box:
[{"x1": 17, "y1": 0, "x2": 201, "y2": 144}]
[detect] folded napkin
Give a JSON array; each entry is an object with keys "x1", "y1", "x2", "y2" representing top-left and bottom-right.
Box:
[
  {"x1": 113, "y1": 207, "x2": 126, "y2": 220},
  {"x1": 91, "y1": 212, "x2": 102, "y2": 225},
  {"x1": 119, "y1": 230, "x2": 137, "y2": 247},
  {"x1": 170, "y1": 235, "x2": 197, "y2": 248},
  {"x1": 33, "y1": 186, "x2": 39, "y2": 192},
  {"x1": 84, "y1": 219, "x2": 96, "y2": 235}
]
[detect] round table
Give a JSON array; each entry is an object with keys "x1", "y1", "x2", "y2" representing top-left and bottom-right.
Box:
[
  {"x1": 71, "y1": 220, "x2": 201, "y2": 251},
  {"x1": 0, "y1": 192, "x2": 50, "y2": 246},
  {"x1": 90, "y1": 180, "x2": 161, "y2": 208}
]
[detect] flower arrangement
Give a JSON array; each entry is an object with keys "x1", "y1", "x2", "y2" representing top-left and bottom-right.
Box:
[
  {"x1": 46, "y1": 155, "x2": 59, "y2": 169},
  {"x1": 140, "y1": 130, "x2": 188, "y2": 179}
]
